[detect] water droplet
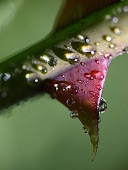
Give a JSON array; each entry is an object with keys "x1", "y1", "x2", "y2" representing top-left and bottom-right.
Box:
[
  {"x1": 111, "y1": 27, "x2": 121, "y2": 35},
  {"x1": 22, "y1": 65, "x2": 29, "y2": 70},
  {"x1": 98, "y1": 117, "x2": 101, "y2": 123},
  {"x1": 109, "y1": 43, "x2": 115, "y2": 49},
  {"x1": 96, "y1": 85, "x2": 102, "y2": 91},
  {"x1": 99, "y1": 97, "x2": 107, "y2": 114},
  {"x1": 76, "y1": 34, "x2": 90, "y2": 43},
  {"x1": 117, "y1": 7, "x2": 122, "y2": 13},
  {"x1": 123, "y1": 47, "x2": 128, "y2": 53},
  {"x1": 71, "y1": 42, "x2": 96, "y2": 58},
  {"x1": 103, "y1": 35, "x2": 112, "y2": 42},
  {"x1": 2, "y1": 92, "x2": 7, "y2": 98},
  {"x1": 40, "y1": 54, "x2": 57, "y2": 66},
  {"x1": 83, "y1": 126, "x2": 89, "y2": 134},
  {"x1": 80, "y1": 44, "x2": 96, "y2": 57},
  {"x1": 37, "y1": 65, "x2": 47, "y2": 74},
  {"x1": 112, "y1": 16, "x2": 119, "y2": 23},
  {"x1": 70, "y1": 110, "x2": 78, "y2": 119},
  {"x1": 53, "y1": 47, "x2": 80, "y2": 64},
  {"x1": 66, "y1": 98, "x2": 75, "y2": 106},
  {"x1": 84, "y1": 70, "x2": 104, "y2": 80},
  {"x1": 95, "y1": 59, "x2": 100, "y2": 64},
  {"x1": 94, "y1": 42, "x2": 100, "y2": 46},
  {"x1": 76, "y1": 80, "x2": 81, "y2": 84},
  {"x1": 3, "y1": 73, "x2": 11, "y2": 81},
  {"x1": 123, "y1": 6, "x2": 128, "y2": 12},
  {"x1": 105, "y1": 14, "x2": 111, "y2": 20},
  {"x1": 65, "y1": 53, "x2": 80, "y2": 65},
  {"x1": 25, "y1": 73, "x2": 41, "y2": 87},
  {"x1": 104, "y1": 54, "x2": 112, "y2": 60}
]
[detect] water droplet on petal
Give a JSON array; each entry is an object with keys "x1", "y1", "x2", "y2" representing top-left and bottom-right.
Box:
[
  {"x1": 95, "y1": 59, "x2": 100, "y2": 64},
  {"x1": 94, "y1": 42, "x2": 100, "y2": 46},
  {"x1": 83, "y1": 126, "x2": 89, "y2": 134},
  {"x1": 109, "y1": 43, "x2": 116, "y2": 49},
  {"x1": 65, "y1": 53, "x2": 80, "y2": 65},
  {"x1": 111, "y1": 27, "x2": 121, "y2": 35},
  {"x1": 71, "y1": 42, "x2": 96, "y2": 58},
  {"x1": 66, "y1": 98, "x2": 75, "y2": 106},
  {"x1": 112, "y1": 16, "x2": 119, "y2": 23},
  {"x1": 37, "y1": 65, "x2": 47, "y2": 74},
  {"x1": 103, "y1": 35, "x2": 112, "y2": 42},
  {"x1": 40, "y1": 54, "x2": 57, "y2": 66},
  {"x1": 123, "y1": 6, "x2": 128, "y2": 13},
  {"x1": 2, "y1": 92, "x2": 7, "y2": 98},
  {"x1": 123, "y1": 47, "x2": 128, "y2": 53},
  {"x1": 76, "y1": 34, "x2": 90, "y2": 43},
  {"x1": 99, "y1": 97, "x2": 107, "y2": 114},
  {"x1": 70, "y1": 110, "x2": 79, "y2": 119}
]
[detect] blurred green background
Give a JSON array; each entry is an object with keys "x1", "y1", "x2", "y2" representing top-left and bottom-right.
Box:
[{"x1": 0, "y1": 0, "x2": 127, "y2": 170}]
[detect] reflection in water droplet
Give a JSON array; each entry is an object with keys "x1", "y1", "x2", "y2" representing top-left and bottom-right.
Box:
[
  {"x1": 70, "y1": 110, "x2": 78, "y2": 119},
  {"x1": 83, "y1": 126, "x2": 89, "y2": 134},
  {"x1": 99, "y1": 97, "x2": 107, "y2": 114},
  {"x1": 103, "y1": 35, "x2": 112, "y2": 42}
]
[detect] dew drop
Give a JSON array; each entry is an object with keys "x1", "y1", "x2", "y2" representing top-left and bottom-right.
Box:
[
  {"x1": 123, "y1": 6, "x2": 128, "y2": 13},
  {"x1": 109, "y1": 43, "x2": 115, "y2": 49},
  {"x1": 123, "y1": 47, "x2": 128, "y2": 53},
  {"x1": 71, "y1": 42, "x2": 96, "y2": 58},
  {"x1": 3, "y1": 73, "x2": 11, "y2": 81},
  {"x1": 94, "y1": 42, "x2": 100, "y2": 46},
  {"x1": 76, "y1": 34, "x2": 90, "y2": 43},
  {"x1": 40, "y1": 54, "x2": 57, "y2": 66},
  {"x1": 83, "y1": 126, "x2": 89, "y2": 134},
  {"x1": 112, "y1": 16, "x2": 119, "y2": 23},
  {"x1": 96, "y1": 85, "x2": 102, "y2": 91},
  {"x1": 105, "y1": 14, "x2": 111, "y2": 20},
  {"x1": 111, "y1": 27, "x2": 121, "y2": 35},
  {"x1": 2, "y1": 92, "x2": 7, "y2": 98},
  {"x1": 66, "y1": 98, "x2": 75, "y2": 106},
  {"x1": 99, "y1": 97, "x2": 107, "y2": 114},
  {"x1": 103, "y1": 35, "x2": 112, "y2": 42},
  {"x1": 37, "y1": 65, "x2": 47, "y2": 74},
  {"x1": 25, "y1": 73, "x2": 41, "y2": 87},
  {"x1": 104, "y1": 54, "x2": 112, "y2": 60},
  {"x1": 70, "y1": 110, "x2": 79, "y2": 119},
  {"x1": 80, "y1": 44, "x2": 96, "y2": 57},
  {"x1": 84, "y1": 70, "x2": 104, "y2": 80},
  {"x1": 95, "y1": 59, "x2": 100, "y2": 64},
  {"x1": 65, "y1": 53, "x2": 80, "y2": 65}
]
